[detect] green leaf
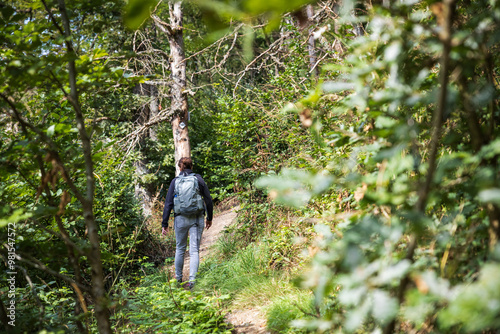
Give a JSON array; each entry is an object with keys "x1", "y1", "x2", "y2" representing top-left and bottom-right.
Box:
[
  {"x1": 9, "y1": 60, "x2": 21, "y2": 67},
  {"x1": 374, "y1": 116, "x2": 397, "y2": 128},
  {"x1": 0, "y1": 5, "x2": 15, "y2": 21},
  {"x1": 47, "y1": 124, "x2": 56, "y2": 137},
  {"x1": 243, "y1": 0, "x2": 311, "y2": 14},
  {"x1": 242, "y1": 24, "x2": 255, "y2": 63},
  {"x1": 344, "y1": 298, "x2": 370, "y2": 331},
  {"x1": 478, "y1": 188, "x2": 500, "y2": 206},
  {"x1": 0, "y1": 209, "x2": 32, "y2": 228},
  {"x1": 403, "y1": 289, "x2": 438, "y2": 328},
  {"x1": 371, "y1": 290, "x2": 398, "y2": 324},
  {"x1": 373, "y1": 260, "x2": 411, "y2": 285},
  {"x1": 439, "y1": 264, "x2": 500, "y2": 331},
  {"x1": 384, "y1": 42, "x2": 401, "y2": 62},
  {"x1": 322, "y1": 81, "x2": 355, "y2": 92},
  {"x1": 255, "y1": 169, "x2": 333, "y2": 208},
  {"x1": 123, "y1": 0, "x2": 159, "y2": 30}
]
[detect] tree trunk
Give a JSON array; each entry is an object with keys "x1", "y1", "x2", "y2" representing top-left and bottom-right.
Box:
[
  {"x1": 149, "y1": 85, "x2": 159, "y2": 141},
  {"x1": 306, "y1": 5, "x2": 319, "y2": 77},
  {"x1": 132, "y1": 83, "x2": 158, "y2": 217},
  {"x1": 332, "y1": 2, "x2": 345, "y2": 55},
  {"x1": 134, "y1": 159, "x2": 154, "y2": 217},
  {"x1": 130, "y1": 21, "x2": 162, "y2": 217},
  {"x1": 168, "y1": 1, "x2": 191, "y2": 175},
  {"x1": 56, "y1": 1, "x2": 112, "y2": 332}
]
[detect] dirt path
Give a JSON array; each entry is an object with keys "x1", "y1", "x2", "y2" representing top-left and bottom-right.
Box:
[
  {"x1": 180, "y1": 206, "x2": 269, "y2": 334},
  {"x1": 200, "y1": 208, "x2": 238, "y2": 261},
  {"x1": 225, "y1": 307, "x2": 269, "y2": 334},
  {"x1": 180, "y1": 208, "x2": 237, "y2": 280}
]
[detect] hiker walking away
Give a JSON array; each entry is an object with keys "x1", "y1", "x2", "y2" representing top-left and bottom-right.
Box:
[{"x1": 162, "y1": 157, "x2": 213, "y2": 288}]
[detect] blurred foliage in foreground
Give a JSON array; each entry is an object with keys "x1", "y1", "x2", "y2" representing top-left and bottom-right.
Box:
[{"x1": 256, "y1": 0, "x2": 500, "y2": 332}]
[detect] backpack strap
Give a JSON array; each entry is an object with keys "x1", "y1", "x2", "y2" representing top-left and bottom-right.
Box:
[{"x1": 174, "y1": 172, "x2": 201, "y2": 195}]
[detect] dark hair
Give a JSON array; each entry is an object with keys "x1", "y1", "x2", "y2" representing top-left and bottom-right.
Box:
[{"x1": 178, "y1": 157, "x2": 193, "y2": 171}]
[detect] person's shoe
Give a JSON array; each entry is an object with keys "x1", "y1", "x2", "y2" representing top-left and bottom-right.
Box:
[{"x1": 186, "y1": 282, "x2": 194, "y2": 290}]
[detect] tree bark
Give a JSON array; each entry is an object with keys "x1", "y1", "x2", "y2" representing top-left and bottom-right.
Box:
[
  {"x1": 132, "y1": 83, "x2": 158, "y2": 217},
  {"x1": 168, "y1": 1, "x2": 191, "y2": 175},
  {"x1": 306, "y1": 5, "x2": 319, "y2": 77}
]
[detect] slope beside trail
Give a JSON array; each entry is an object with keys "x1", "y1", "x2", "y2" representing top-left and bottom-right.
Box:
[{"x1": 178, "y1": 206, "x2": 269, "y2": 334}]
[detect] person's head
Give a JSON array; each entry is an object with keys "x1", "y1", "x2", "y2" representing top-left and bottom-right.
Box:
[{"x1": 178, "y1": 157, "x2": 193, "y2": 171}]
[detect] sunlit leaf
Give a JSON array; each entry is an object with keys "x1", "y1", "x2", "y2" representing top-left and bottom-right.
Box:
[
  {"x1": 0, "y1": 209, "x2": 32, "y2": 228},
  {"x1": 371, "y1": 290, "x2": 398, "y2": 324},
  {"x1": 384, "y1": 42, "x2": 401, "y2": 62},
  {"x1": 439, "y1": 264, "x2": 500, "y2": 331},
  {"x1": 47, "y1": 124, "x2": 56, "y2": 137},
  {"x1": 255, "y1": 169, "x2": 333, "y2": 208},
  {"x1": 478, "y1": 188, "x2": 500, "y2": 206},
  {"x1": 322, "y1": 81, "x2": 355, "y2": 92}
]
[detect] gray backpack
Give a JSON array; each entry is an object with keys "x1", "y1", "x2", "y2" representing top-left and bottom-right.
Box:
[{"x1": 173, "y1": 173, "x2": 205, "y2": 217}]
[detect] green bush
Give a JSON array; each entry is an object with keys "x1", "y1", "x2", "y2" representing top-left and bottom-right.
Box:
[
  {"x1": 112, "y1": 272, "x2": 231, "y2": 333},
  {"x1": 266, "y1": 293, "x2": 315, "y2": 334}
]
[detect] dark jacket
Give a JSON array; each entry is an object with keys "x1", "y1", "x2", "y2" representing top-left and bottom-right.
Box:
[{"x1": 162, "y1": 169, "x2": 213, "y2": 228}]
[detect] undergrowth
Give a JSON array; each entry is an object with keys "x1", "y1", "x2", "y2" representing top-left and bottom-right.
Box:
[
  {"x1": 196, "y1": 200, "x2": 321, "y2": 333},
  {"x1": 111, "y1": 271, "x2": 231, "y2": 333},
  {"x1": 265, "y1": 292, "x2": 316, "y2": 334}
]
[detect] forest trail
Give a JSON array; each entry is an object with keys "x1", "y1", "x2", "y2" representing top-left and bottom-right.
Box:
[{"x1": 180, "y1": 206, "x2": 269, "y2": 333}]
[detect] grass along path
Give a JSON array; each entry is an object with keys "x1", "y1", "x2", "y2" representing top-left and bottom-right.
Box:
[{"x1": 198, "y1": 207, "x2": 269, "y2": 333}]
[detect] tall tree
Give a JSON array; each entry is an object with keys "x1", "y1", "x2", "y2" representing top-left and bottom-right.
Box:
[
  {"x1": 153, "y1": 2, "x2": 191, "y2": 175},
  {"x1": 168, "y1": 2, "x2": 191, "y2": 175}
]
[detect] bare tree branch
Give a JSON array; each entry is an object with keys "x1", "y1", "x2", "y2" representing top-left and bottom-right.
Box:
[
  {"x1": 233, "y1": 31, "x2": 293, "y2": 98},
  {"x1": 151, "y1": 14, "x2": 174, "y2": 36}
]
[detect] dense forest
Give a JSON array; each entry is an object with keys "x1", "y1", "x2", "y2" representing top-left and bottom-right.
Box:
[{"x1": 1, "y1": 0, "x2": 500, "y2": 333}]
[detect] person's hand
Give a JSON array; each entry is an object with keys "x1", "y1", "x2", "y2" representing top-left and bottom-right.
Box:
[
  {"x1": 206, "y1": 220, "x2": 212, "y2": 230},
  {"x1": 162, "y1": 227, "x2": 168, "y2": 236}
]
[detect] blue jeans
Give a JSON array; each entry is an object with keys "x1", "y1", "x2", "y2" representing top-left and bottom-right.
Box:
[{"x1": 174, "y1": 215, "x2": 204, "y2": 282}]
